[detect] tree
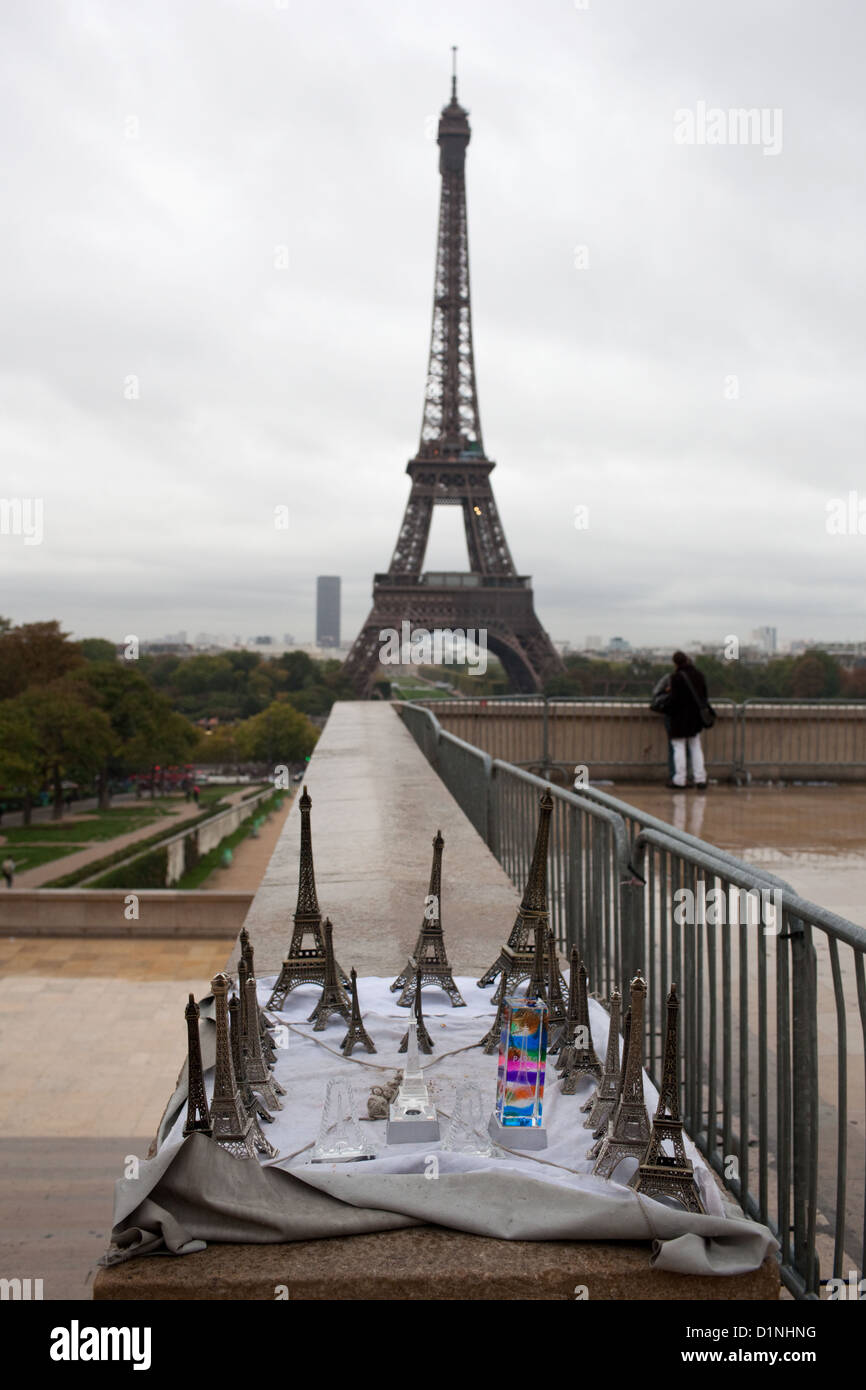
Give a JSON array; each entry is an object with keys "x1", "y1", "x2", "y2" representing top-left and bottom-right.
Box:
[
  {"x1": 10, "y1": 681, "x2": 114, "y2": 819},
  {"x1": 236, "y1": 701, "x2": 318, "y2": 766},
  {"x1": 790, "y1": 651, "x2": 842, "y2": 699},
  {"x1": 80, "y1": 662, "x2": 198, "y2": 808},
  {"x1": 79, "y1": 638, "x2": 118, "y2": 663},
  {"x1": 0, "y1": 621, "x2": 84, "y2": 699},
  {"x1": 275, "y1": 651, "x2": 316, "y2": 691},
  {"x1": 0, "y1": 699, "x2": 43, "y2": 822}
]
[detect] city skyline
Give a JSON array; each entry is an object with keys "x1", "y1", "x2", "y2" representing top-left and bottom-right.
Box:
[{"x1": 2, "y1": 2, "x2": 865, "y2": 652}]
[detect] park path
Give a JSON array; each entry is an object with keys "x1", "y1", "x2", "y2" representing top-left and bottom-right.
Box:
[
  {"x1": 196, "y1": 794, "x2": 292, "y2": 891},
  {"x1": 5, "y1": 788, "x2": 256, "y2": 888}
]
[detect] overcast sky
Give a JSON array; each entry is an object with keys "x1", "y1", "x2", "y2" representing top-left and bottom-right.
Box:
[{"x1": 2, "y1": 0, "x2": 864, "y2": 651}]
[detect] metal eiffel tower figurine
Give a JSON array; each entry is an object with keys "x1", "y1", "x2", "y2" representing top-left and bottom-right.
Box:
[
  {"x1": 391, "y1": 831, "x2": 465, "y2": 1007},
  {"x1": 343, "y1": 59, "x2": 563, "y2": 697},
  {"x1": 545, "y1": 932, "x2": 568, "y2": 1040},
  {"x1": 182, "y1": 994, "x2": 211, "y2": 1138},
  {"x1": 239, "y1": 928, "x2": 277, "y2": 1056},
  {"x1": 593, "y1": 971, "x2": 652, "y2": 1179},
  {"x1": 242, "y1": 972, "x2": 285, "y2": 1110},
  {"x1": 559, "y1": 952, "x2": 603, "y2": 1095},
  {"x1": 399, "y1": 966, "x2": 434, "y2": 1054},
  {"x1": 588, "y1": 1004, "x2": 631, "y2": 1159},
  {"x1": 630, "y1": 984, "x2": 706, "y2": 1213},
  {"x1": 238, "y1": 950, "x2": 276, "y2": 1066},
  {"x1": 307, "y1": 919, "x2": 351, "y2": 1031},
  {"x1": 480, "y1": 968, "x2": 509, "y2": 1053},
  {"x1": 583, "y1": 987, "x2": 622, "y2": 1131},
  {"x1": 208, "y1": 972, "x2": 256, "y2": 1159},
  {"x1": 340, "y1": 968, "x2": 377, "y2": 1057},
  {"x1": 478, "y1": 791, "x2": 566, "y2": 1002},
  {"x1": 267, "y1": 787, "x2": 348, "y2": 1010},
  {"x1": 229, "y1": 993, "x2": 278, "y2": 1159},
  {"x1": 553, "y1": 946, "x2": 581, "y2": 1062}
]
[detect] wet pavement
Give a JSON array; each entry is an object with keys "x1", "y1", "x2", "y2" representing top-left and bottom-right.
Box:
[{"x1": 602, "y1": 781, "x2": 866, "y2": 926}]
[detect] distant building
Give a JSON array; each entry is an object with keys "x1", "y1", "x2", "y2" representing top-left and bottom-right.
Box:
[
  {"x1": 283, "y1": 633, "x2": 296, "y2": 646},
  {"x1": 252, "y1": 635, "x2": 272, "y2": 645},
  {"x1": 607, "y1": 636, "x2": 631, "y2": 653},
  {"x1": 316, "y1": 576, "x2": 341, "y2": 648},
  {"x1": 752, "y1": 626, "x2": 778, "y2": 654},
  {"x1": 585, "y1": 635, "x2": 603, "y2": 651}
]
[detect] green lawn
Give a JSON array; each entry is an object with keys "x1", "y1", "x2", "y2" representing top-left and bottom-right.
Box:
[
  {"x1": 3, "y1": 804, "x2": 177, "y2": 845},
  {"x1": 391, "y1": 685, "x2": 450, "y2": 701},
  {"x1": 1, "y1": 844, "x2": 82, "y2": 873}
]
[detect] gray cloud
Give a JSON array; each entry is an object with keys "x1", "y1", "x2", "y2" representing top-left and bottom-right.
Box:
[{"x1": 1, "y1": 0, "x2": 864, "y2": 651}]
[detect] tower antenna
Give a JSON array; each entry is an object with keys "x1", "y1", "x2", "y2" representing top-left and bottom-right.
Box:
[{"x1": 451, "y1": 45, "x2": 458, "y2": 101}]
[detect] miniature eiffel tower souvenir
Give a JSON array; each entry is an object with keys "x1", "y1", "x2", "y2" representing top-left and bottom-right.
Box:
[
  {"x1": 587, "y1": 1004, "x2": 631, "y2": 1159},
  {"x1": 544, "y1": 931, "x2": 567, "y2": 1041},
  {"x1": 340, "y1": 968, "x2": 377, "y2": 1057},
  {"x1": 480, "y1": 969, "x2": 509, "y2": 1054},
  {"x1": 583, "y1": 987, "x2": 622, "y2": 1131},
  {"x1": 243, "y1": 972, "x2": 285, "y2": 1110},
  {"x1": 398, "y1": 967, "x2": 434, "y2": 1054},
  {"x1": 240, "y1": 927, "x2": 277, "y2": 1033},
  {"x1": 182, "y1": 994, "x2": 211, "y2": 1138},
  {"x1": 307, "y1": 919, "x2": 351, "y2": 1031},
  {"x1": 391, "y1": 831, "x2": 465, "y2": 1007},
  {"x1": 229, "y1": 993, "x2": 278, "y2": 1159},
  {"x1": 630, "y1": 984, "x2": 705, "y2": 1212},
  {"x1": 553, "y1": 946, "x2": 580, "y2": 1062},
  {"x1": 477, "y1": 791, "x2": 554, "y2": 997},
  {"x1": 387, "y1": 1017, "x2": 440, "y2": 1144},
  {"x1": 267, "y1": 787, "x2": 348, "y2": 1010},
  {"x1": 559, "y1": 953, "x2": 602, "y2": 1095},
  {"x1": 238, "y1": 951, "x2": 276, "y2": 1066},
  {"x1": 208, "y1": 972, "x2": 256, "y2": 1159},
  {"x1": 311, "y1": 1078, "x2": 374, "y2": 1163},
  {"x1": 592, "y1": 972, "x2": 652, "y2": 1180}
]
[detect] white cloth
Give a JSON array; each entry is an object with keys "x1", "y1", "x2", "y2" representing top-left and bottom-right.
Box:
[
  {"x1": 159, "y1": 975, "x2": 723, "y2": 1211},
  {"x1": 107, "y1": 974, "x2": 779, "y2": 1276},
  {"x1": 672, "y1": 735, "x2": 706, "y2": 786}
]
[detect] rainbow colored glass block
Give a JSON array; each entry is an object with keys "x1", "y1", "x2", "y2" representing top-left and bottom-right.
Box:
[{"x1": 495, "y1": 995, "x2": 548, "y2": 1127}]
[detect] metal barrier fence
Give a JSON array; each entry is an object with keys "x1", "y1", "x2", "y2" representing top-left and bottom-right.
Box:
[
  {"x1": 397, "y1": 700, "x2": 866, "y2": 1300},
  {"x1": 411, "y1": 695, "x2": 866, "y2": 780}
]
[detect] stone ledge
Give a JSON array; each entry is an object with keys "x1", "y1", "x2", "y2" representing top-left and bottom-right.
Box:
[{"x1": 93, "y1": 1228, "x2": 780, "y2": 1301}]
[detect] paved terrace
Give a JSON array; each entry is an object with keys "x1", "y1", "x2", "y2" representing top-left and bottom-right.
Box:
[{"x1": 243, "y1": 702, "x2": 519, "y2": 978}]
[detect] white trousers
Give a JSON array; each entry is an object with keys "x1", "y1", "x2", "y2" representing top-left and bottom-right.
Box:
[{"x1": 672, "y1": 735, "x2": 706, "y2": 786}]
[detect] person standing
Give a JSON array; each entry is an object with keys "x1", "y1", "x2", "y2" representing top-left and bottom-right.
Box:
[
  {"x1": 667, "y1": 651, "x2": 709, "y2": 789},
  {"x1": 2, "y1": 856, "x2": 15, "y2": 888}
]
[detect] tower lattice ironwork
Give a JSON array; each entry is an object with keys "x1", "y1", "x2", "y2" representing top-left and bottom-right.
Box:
[
  {"x1": 344, "y1": 58, "x2": 563, "y2": 696},
  {"x1": 592, "y1": 972, "x2": 652, "y2": 1180},
  {"x1": 267, "y1": 786, "x2": 348, "y2": 1010},
  {"x1": 392, "y1": 830, "x2": 465, "y2": 1007},
  {"x1": 630, "y1": 984, "x2": 706, "y2": 1213}
]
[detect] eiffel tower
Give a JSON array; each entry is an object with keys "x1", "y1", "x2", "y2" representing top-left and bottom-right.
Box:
[
  {"x1": 343, "y1": 55, "x2": 563, "y2": 696},
  {"x1": 593, "y1": 972, "x2": 652, "y2": 1180},
  {"x1": 559, "y1": 951, "x2": 602, "y2": 1094},
  {"x1": 340, "y1": 968, "x2": 377, "y2": 1057},
  {"x1": 630, "y1": 984, "x2": 706, "y2": 1213},
  {"x1": 229, "y1": 993, "x2": 278, "y2": 1159},
  {"x1": 208, "y1": 972, "x2": 256, "y2": 1160},
  {"x1": 399, "y1": 966, "x2": 434, "y2": 1054},
  {"x1": 267, "y1": 786, "x2": 348, "y2": 1010},
  {"x1": 587, "y1": 1003, "x2": 631, "y2": 1159},
  {"x1": 391, "y1": 830, "x2": 465, "y2": 1007},
  {"x1": 307, "y1": 919, "x2": 351, "y2": 1031},
  {"x1": 478, "y1": 791, "x2": 566, "y2": 1003},
  {"x1": 582, "y1": 987, "x2": 622, "y2": 1130},
  {"x1": 182, "y1": 994, "x2": 211, "y2": 1138}
]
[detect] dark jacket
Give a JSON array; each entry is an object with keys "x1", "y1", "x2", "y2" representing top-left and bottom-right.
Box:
[{"x1": 667, "y1": 663, "x2": 708, "y2": 739}]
